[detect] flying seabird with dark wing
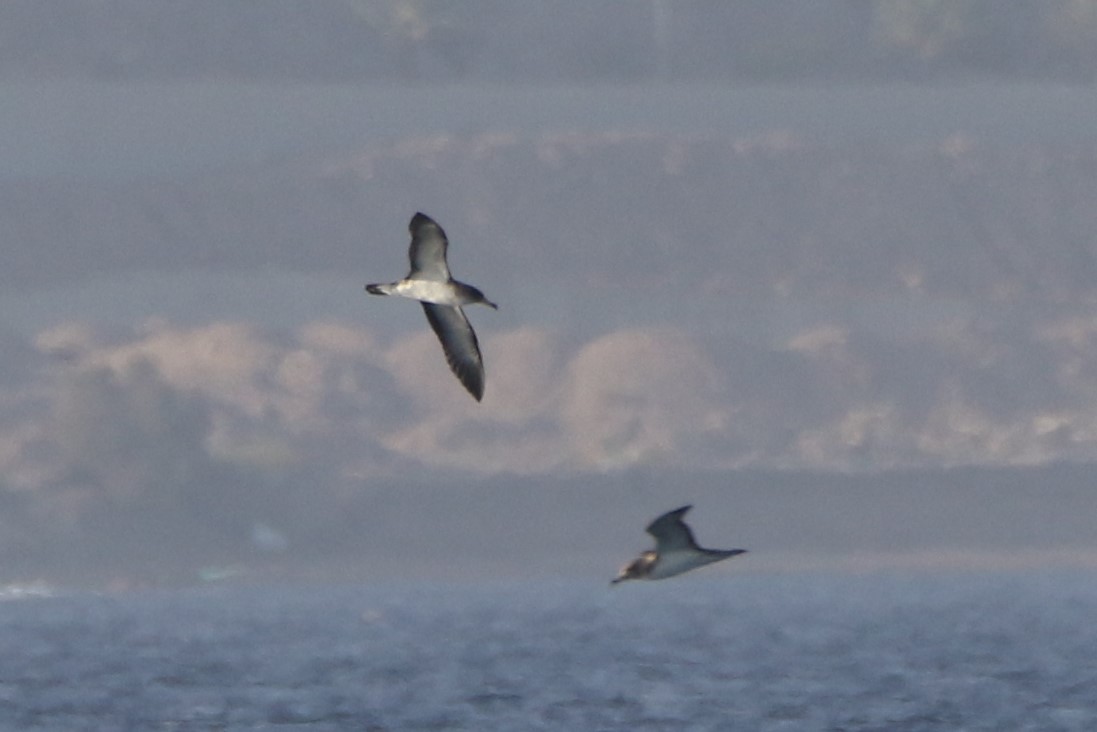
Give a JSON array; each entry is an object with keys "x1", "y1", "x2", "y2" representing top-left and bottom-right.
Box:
[
  {"x1": 365, "y1": 212, "x2": 497, "y2": 401},
  {"x1": 612, "y1": 505, "x2": 746, "y2": 584}
]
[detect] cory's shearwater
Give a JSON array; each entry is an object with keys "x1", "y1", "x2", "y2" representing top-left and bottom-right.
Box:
[
  {"x1": 612, "y1": 505, "x2": 746, "y2": 584},
  {"x1": 365, "y1": 212, "x2": 497, "y2": 401}
]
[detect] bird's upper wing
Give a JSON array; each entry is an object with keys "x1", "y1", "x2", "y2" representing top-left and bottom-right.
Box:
[
  {"x1": 646, "y1": 505, "x2": 700, "y2": 552},
  {"x1": 407, "y1": 212, "x2": 451, "y2": 281},
  {"x1": 421, "y1": 303, "x2": 485, "y2": 401}
]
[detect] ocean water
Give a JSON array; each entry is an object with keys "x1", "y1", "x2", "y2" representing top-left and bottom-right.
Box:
[{"x1": 1, "y1": 571, "x2": 1096, "y2": 731}]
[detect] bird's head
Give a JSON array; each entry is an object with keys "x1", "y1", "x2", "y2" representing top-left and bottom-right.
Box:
[
  {"x1": 456, "y1": 283, "x2": 497, "y2": 309},
  {"x1": 610, "y1": 552, "x2": 656, "y2": 585}
]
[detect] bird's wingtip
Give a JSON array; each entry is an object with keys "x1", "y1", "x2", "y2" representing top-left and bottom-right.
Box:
[{"x1": 465, "y1": 380, "x2": 484, "y2": 402}]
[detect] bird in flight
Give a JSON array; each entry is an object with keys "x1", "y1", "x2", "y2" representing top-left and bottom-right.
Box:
[
  {"x1": 365, "y1": 212, "x2": 497, "y2": 401},
  {"x1": 612, "y1": 505, "x2": 746, "y2": 584}
]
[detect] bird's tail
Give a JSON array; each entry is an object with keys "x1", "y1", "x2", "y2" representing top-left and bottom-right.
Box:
[
  {"x1": 709, "y1": 548, "x2": 747, "y2": 560},
  {"x1": 365, "y1": 283, "x2": 394, "y2": 296}
]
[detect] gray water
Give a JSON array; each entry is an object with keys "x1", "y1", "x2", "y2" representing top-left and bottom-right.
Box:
[{"x1": 2, "y1": 571, "x2": 1096, "y2": 731}]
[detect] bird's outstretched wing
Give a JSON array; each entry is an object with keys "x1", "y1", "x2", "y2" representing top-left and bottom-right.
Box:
[
  {"x1": 646, "y1": 505, "x2": 700, "y2": 553},
  {"x1": 407, "y1": 212, "x2": 451, "y2": 282},
  {"x1": 421, "y1": 303, "x2": 485, "y2": 401}
]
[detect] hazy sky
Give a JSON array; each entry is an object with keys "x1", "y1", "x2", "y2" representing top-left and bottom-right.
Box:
[{"x1": 4, "y1": 5, "x2": 1097, "y2": 585}]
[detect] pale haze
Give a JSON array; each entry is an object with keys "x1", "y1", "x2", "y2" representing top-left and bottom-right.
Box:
[{"x1": 4, "y1": 1, "x2": 1097, "y2": 587}]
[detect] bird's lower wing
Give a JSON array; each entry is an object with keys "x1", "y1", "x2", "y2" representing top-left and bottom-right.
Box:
[{"x1": 421, "y1": 303, "x2": 485, "y2": 401}]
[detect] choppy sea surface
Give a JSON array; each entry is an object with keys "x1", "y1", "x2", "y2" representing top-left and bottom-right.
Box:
[{"x1": 2, "y1": 570, "x2": 1096, "y2": 731}]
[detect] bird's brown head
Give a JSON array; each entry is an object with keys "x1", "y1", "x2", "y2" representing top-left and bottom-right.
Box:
[{"x1": 610, "y1": 552, "x2": 656, "y2": 585}]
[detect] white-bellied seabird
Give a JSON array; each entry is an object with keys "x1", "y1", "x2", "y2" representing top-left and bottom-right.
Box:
[
  {"x1": 612, "y1": 505, "x2": 746, "y2": 584},
  {"x1": 365, "y1": 212, "x2": 498, "y2": 401}
]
